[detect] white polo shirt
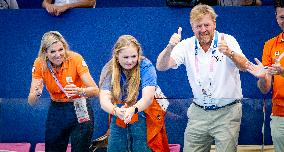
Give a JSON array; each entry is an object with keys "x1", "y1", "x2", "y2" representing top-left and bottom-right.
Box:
[{"x1": 171, "y1": 31, "x2": 243, "y2": 107}]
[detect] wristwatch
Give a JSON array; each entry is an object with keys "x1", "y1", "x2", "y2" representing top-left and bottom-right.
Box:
[{"x1": 134, "y1": 106, "x2": 139, "y2": 114}]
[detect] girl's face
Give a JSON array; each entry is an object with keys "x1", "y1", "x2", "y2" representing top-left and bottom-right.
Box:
[
  {"x1": 117, "y1": 45, "x2": 139, "y2": 70},
  {"x1": 46, "y1": 41, "x2": 65, "y2": 66}
]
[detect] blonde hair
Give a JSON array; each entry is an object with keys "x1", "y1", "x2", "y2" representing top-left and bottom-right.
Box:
[
  {"x1": 101, "y1": 35, "x2": 143, "y2": 106},
  {"x1": 37, "y1": 31, "x2": 69, "y2": 68},
  {"x1": 190, "y1": 4, "x2": 217, "y2": 25}
]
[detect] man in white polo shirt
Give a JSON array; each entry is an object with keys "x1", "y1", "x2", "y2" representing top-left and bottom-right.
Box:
[{"x1": 156, "y1": 4, "x2": 249, "y2": 152}]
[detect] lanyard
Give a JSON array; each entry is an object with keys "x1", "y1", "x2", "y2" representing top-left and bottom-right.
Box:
[
  {"x1": 47, "y1": 61, "x2": 70, "y2": 98},
  {"x1": 276, "y1": 51, "x2": 284, "y2": 62},
  {"x1": 194, "y1": 32, "x2": 218, "y2": 98}
]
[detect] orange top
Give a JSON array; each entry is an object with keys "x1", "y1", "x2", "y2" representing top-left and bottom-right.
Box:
[
  {"x1": 262, "y1": 32, "x2": 284, "y2": 116},
  {"x1": 32, "y1": 51, "x2": 89, "y2": 102}
]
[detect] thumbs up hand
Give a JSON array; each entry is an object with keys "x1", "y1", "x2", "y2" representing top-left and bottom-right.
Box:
[
  {"x1": 218, "y1": 33, "x2": 230, "y2": 55},
  {"x1": 169, "y1": 27, "x2": 182, "y2": 47}
]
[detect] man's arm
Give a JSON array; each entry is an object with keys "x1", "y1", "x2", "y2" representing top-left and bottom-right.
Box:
[
  {"x1": 156, "y1": 27, "x2": 182, "y2": 71},
  {"x1": 156, "y1": 44, "x2": 177, "y2": 71},
  {"x1": 42, "y1": 0, "x2": 52, "y2": 8},
  {"x1": 62, "y1": 0, "x2": 96, "y2": 9},
  {"x1": 257, "y1": 74, "x2": 272, "y2": 94},
  {"x1": 42, "y1": 0, "x2": 57, "y2": 15},
  {"x1": 224, "y1": 48, "x2": 249, "y2": 71}
]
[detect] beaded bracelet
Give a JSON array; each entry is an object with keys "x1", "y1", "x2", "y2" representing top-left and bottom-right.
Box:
[{"x1": 112, "y1": 105, "x2": 117, "y2": 116}]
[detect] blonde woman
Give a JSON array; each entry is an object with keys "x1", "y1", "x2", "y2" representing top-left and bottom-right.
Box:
[
  {"x1": 28, "y1": 31, "x2": 99, "y2": 151},
  {"x1": 99, "y1": 35, "x2": 157, "y2": 151}
]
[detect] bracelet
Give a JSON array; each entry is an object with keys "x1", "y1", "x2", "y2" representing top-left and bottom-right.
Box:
[
  {"x1": 229, "y1": 50, "x2": 234, "y2": 59},
  {"x1": 79, "y1": 88, "x2": 87, "y2": 97},
  {"x1": 35, "y1": 88, "x2": 41, "y2": 97},
  {"x1": 82, "y1": 88, "x2": 87, "y2": 96},
  {"x1": 35, "y1": 92, "x2": 41, "y2": 97}
]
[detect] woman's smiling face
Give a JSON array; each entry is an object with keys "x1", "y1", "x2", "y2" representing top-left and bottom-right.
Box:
[
  {"x1": 117, "y1": 45, "x2": 139, "y2": 70},
  {"x1": 46, "y1": 41, "x2": 65, "y2": 66}
]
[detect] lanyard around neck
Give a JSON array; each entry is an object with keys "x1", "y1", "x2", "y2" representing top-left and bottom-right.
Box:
[
  {"x1": 194, "y1": 31, "x2": 218, "y2": 75},
  {"x1": 194, "y1": 32, "x2": 218, "y2": 97},
  {"x1": 47, "y1": 61, "x2": 70, "y2": 98}
]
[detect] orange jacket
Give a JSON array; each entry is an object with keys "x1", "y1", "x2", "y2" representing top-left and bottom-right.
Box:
[{"x1": 145, "y1": 99, "x2": 170, "y2": 152}]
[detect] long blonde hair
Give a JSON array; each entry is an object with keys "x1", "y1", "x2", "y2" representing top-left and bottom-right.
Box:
[
  {"x1": 37, "y1": 31, "x2": 69, "y2": 69},
  {"x1": 101, "y1": 35, "x2": 143, "y2": 106}
]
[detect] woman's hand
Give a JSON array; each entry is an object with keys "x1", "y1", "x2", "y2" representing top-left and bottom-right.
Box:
[
  {"x1": 64, "y1": 84, "x2": 80, "y2": 97},
  {"x1": 34, "y1": 79, "x2": 44, "y2": 97},
  {"x1": 123, "y1": 107, "x2": 135, "y2": 124},
  {"x1": 270, "y1": 59, "x2": 284, "y2": 76},
  {"x1": 114, "y1": 107, "x2": 126, "y2": 120}
]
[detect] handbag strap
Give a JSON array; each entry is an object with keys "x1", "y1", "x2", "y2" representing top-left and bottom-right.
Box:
[{"x1": 47, "y1": 61, "x2": 70, "y2": 98}]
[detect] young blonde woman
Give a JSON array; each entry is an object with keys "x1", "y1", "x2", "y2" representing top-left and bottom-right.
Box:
[{"x1": 99, "y1": 35, "x2": 162, "y2": 151}]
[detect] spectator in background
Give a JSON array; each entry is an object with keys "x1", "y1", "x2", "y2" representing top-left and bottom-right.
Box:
[
  {"x1": 217, "y1": 0, "x2": 262, "y2": 6},
  {"x1": 0, "y1": 0, "x2": 19, "y2": 9},
  {"x1": 28, "y1": 31, "x2": 99, "y2": 151},
  {"x1": 42, "y1": 0, "x2": 96, "y2": 16},
  {"x1": 247, "y1": 0, "x2": 284, "y2": 151},
  {"x1": 195, "y1": 0, "x2": 262, "y2": 6},
  {"x1": 156, "y1": 4, "x2": 249, "y2": 151},
  {"x1": 166, "y1": 0, "x2": 262, "y2": 7}
]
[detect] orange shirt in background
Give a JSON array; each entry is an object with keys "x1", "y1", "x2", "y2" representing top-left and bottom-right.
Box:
[
  {"x1": 32, "y1": 51, "x2": 89, "y2": 102},
  {"x1": 262, "y1": 32, "x2": 284, "y2": 116}
]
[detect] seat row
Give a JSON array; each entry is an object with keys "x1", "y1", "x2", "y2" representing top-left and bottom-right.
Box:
[{"x1": 0, "y1": 143, "x2": 71, "y2": 152}]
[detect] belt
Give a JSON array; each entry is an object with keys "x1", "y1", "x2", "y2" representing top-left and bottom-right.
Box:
[{"x1": 193, "y1": 99, "x2": 241, "y2": 111}]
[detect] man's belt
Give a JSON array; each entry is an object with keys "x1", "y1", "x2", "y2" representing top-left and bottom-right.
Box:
[{"x1": 193, "y1": 99, "x2": 241, "y2": 111}]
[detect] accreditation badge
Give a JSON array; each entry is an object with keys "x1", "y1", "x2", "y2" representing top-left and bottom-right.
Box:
[
  {"x1": 74, "y1": 98, "x2": 90, "y2": 123},
  {"x1": 66, "y1": 76, "x2": 73, "y2": 84},
  {"x1": 275, "y1": 50, "x2": 280, "y2": 56}
]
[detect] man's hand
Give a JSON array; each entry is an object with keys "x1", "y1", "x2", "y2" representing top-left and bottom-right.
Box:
[
  {"x1": 168, "y1": 27, "x2": 182, "y2": 48},
  {"x1": 218, "y1": 34, "x2": 230, "y2": 56},
  {"x1": 246, "y1": 58, "x2": 268, "y2": 79}
]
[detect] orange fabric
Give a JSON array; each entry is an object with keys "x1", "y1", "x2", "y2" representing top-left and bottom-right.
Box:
[
  {"x1": 144, "y1": 99, "x2": 170, "y2": 152},
  {"x1": 112, "y1": 99, "x2": 170, "y2": 151},
  {"x1": 32, "y1": 51, "x2": 89, "y2": 102},
  {"x1": 115, "y1": 114, "x2": 138, "y2": 128},
  {"x1": 262, "y1": 33, "x2": 284, "y2": 116}
]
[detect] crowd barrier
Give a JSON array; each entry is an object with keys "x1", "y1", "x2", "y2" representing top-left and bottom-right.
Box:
[{"x1": 0, "y1": 98, "x2": 274, "y2": 151}]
